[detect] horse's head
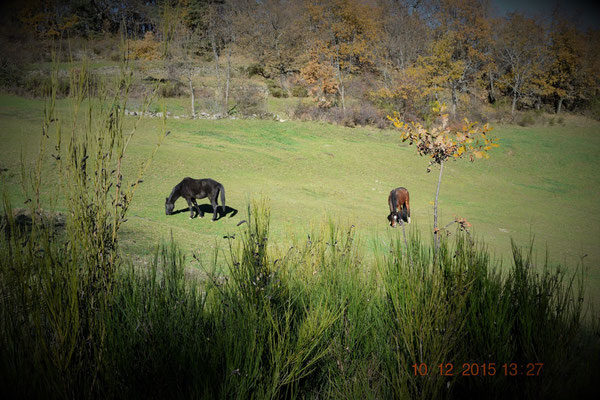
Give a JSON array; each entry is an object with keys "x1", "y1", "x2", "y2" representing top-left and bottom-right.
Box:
[
  {"x1": 165, "y1": 198, "x2": 174, "y2": 215},
  {"x1": 387, "y1": 213, "x2": 398, "y2": 228}
]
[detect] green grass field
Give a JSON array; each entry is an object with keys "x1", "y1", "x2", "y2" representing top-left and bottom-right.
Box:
[{"x1": 1, "y1": 93, "x2": 599, "y2": 305}]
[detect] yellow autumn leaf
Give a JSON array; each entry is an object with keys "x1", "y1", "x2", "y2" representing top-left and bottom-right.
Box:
[{"x1": 474, "y1": 151, "x2": 484, "y2": 159}]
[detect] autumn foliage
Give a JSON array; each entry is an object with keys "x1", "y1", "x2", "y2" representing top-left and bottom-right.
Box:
[
  {"x1": 1, "y1": 0, "x2": 599, "y2": 120},
  {"x1": 388, "y1": 103, "x2": 498, "y2": 172}
]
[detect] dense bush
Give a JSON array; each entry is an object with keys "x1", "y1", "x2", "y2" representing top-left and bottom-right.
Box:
[
  {"x1": 342, "y1": 104, "x2": 385, "y2": 128},
  {"x1": 291, "y1": 102, "x2": 389, "y2": 128},
  {"x1": 583, "y1": 95, "x2": 600, "y2": 120},
  {"x1": 290, "y1": 85, "x2": 308, "y2": 98},
  {"x1": 245, "y1": 63, "x2": 266, "y2": 78},
  {"x1": 291, "y1": 101, "x2": 322, "y2": 121},
  {"x1": 232, "y1": 84, "x2": 266, "y2": 116},
  {"x1": 22, "y1": 74, "x2": 73, "y2": 97},
  {"x1": 517, "y1": 112, "x2": 536, "y2": 126},
  {"x1": 159, "y1": 79, "x2": 185, "y2": 98},
  {"x1": 1, "y1": 68, "x2": 101, "y2": 98},
  {"x1": 0, "y1": 58, "x2": 24, "y2": 89},
  {"x1": 129, "y1": 32, "x2": 161, "y2": 61},
  {"x1": 266, "y1": 79, "x2": 288, "y2": 98}
]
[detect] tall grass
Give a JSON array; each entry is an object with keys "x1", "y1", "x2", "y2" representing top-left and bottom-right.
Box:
[
  {"x1": 0, "y1": 54, "x2": 597, "y2": 399},
  {"x1": 1, "y1": 198, "x2": 595, "y2": 398},
  {"x1": 0, "y1": 40, "x2": 166, "y2": 398}
]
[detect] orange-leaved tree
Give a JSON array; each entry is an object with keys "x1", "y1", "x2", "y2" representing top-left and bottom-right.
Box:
[
  {"x1": 388, "y1": 103, "x2": 498, "y2": 265},
  {"x1": 301, "y1": 40, "x2": 340, "y2": 109},
  {"x1": 303, "y1": 0, "x2": 382, "y2": 112}
]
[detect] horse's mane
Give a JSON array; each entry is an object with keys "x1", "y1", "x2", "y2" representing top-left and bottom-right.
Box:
[{"x1": 167, "y1": 182, "x2": 182, "y2": 203}]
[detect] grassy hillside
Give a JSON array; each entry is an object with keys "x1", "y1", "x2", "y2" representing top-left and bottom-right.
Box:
[{"x1": 1, "y1": 93, "x2": 599, "y2": 305}]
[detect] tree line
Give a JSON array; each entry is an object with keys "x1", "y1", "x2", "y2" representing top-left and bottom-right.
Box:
[{"x1": 2, "y1": 0, "x2": 599, "y2": 120}]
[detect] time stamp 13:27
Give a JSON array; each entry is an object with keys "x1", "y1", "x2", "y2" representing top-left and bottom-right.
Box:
[{"x1": 412, "y1": 363, "x2": 544, "y2": 377}]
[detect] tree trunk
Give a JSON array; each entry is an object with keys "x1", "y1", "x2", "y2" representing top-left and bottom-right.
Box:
[
  {"x1": 279, "y1": 70, "x2": 286, "y2": 96},
  {"x1": 451, "y1": 85, "x2": 457, "y2": 118},
  {"x1": 336, "y1": 63, "x2": 346, "y2": 113},
  {"x1": 212, "y1": 34, "x2": 219, "y2": 78},
  {"x1": 556, "y1": 97, "x2": 563, "y2": 114},
  {"x1": 433, "y1": 160, "x2": 444, "y2": 270},
  {"x1": 334, "y1": 47, "x2": 346, "y2": 114},
  {"x1": 339, "y1": 83, "x2": 346, "y2": 114},
  {"x1": 275, "y1": 35, "x2": 287, "y2": 95},
  {"x1": 224, "y1": 48, "x2": 231, "y2": 115},
  {"x1": 511, "y1": 91, "x2": 517, "y2": 115},
  {"x1": 382, "y1": 53, "x2": 390, "y2": 90},
  {"x1": 488, "y1": 73, "x2": 496, "y2": 104},
  {"x1": 187, "y1": 69, "x2": 196, "y2": 119}
]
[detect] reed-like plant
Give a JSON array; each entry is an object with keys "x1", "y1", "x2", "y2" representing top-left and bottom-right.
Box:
[{"x1": 0, "y1": 36, "x2": 166, "y2": 398}]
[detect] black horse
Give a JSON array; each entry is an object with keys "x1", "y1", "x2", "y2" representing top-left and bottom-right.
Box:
[{"x1": 165, "y1": 177, "x2": 226, "y2": 221}]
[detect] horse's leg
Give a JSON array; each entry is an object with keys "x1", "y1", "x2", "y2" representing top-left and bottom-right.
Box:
[
  {"x1": 185, "y1": 198, "x2": 195, "y2": 219},
  {"x1": 192, "y1": 199, "x2": 203, "y2": 218},
  {"x1": 406, "y1": 196, "x2": 411, "y2": 224},
  {"x1": 210, "y1": 195, "x2": 218, "y2": 221}
]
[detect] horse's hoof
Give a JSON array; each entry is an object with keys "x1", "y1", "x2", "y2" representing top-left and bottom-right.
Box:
[{"x1": 189, "y1": 217, "x2": 193, "y2": 219}]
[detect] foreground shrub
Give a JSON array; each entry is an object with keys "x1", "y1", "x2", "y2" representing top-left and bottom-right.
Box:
[
  {"x1": 0, "y1": 200, "x2": 595, "y2": 399},
  {"x1": 0, "y1": 51, "x2": 165, "y2": 398}
]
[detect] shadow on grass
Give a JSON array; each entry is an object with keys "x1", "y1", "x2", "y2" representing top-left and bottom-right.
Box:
[{"x1": 170, "y1": 204, "x2": 238, "y2": 220}]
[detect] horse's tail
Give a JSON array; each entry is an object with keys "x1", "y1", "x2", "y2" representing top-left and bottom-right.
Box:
[
  {"x1": 390, "y1": 189, "x2": 397, "y2": 214},
  {"x1": 219, "y1": 184, "x2": 226, "y2": 213}
]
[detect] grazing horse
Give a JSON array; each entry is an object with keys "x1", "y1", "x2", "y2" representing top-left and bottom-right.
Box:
[
  {"x1": 165, "y1": 177, "x2": 226, "y2": 221},
  {"x1": 387, "y1": 187, "x2": 410, "y2": 228}
]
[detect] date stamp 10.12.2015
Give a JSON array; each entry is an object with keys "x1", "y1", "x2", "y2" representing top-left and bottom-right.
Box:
[{"x1": 411, "y1": 362, "x2": 544, "y2": 377}]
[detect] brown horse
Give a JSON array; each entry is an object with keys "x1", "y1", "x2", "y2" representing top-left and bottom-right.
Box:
[{"x1": 387, "y1": 187, "x2": 410, "y2": 228}]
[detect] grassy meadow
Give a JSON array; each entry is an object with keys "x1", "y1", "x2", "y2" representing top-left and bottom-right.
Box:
[{"x1": 1, "y1": 93, "x2": 599, "y2": 305}]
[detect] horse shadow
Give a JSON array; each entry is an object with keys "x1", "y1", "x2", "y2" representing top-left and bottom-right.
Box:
[{"x1": 171, "y1": 204, "x2": 238, "y2": 221}]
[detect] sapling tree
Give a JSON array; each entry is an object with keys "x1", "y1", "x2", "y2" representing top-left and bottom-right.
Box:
[{"x1": 388, "y1": 103, "x2": 498, "y2": 267}]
